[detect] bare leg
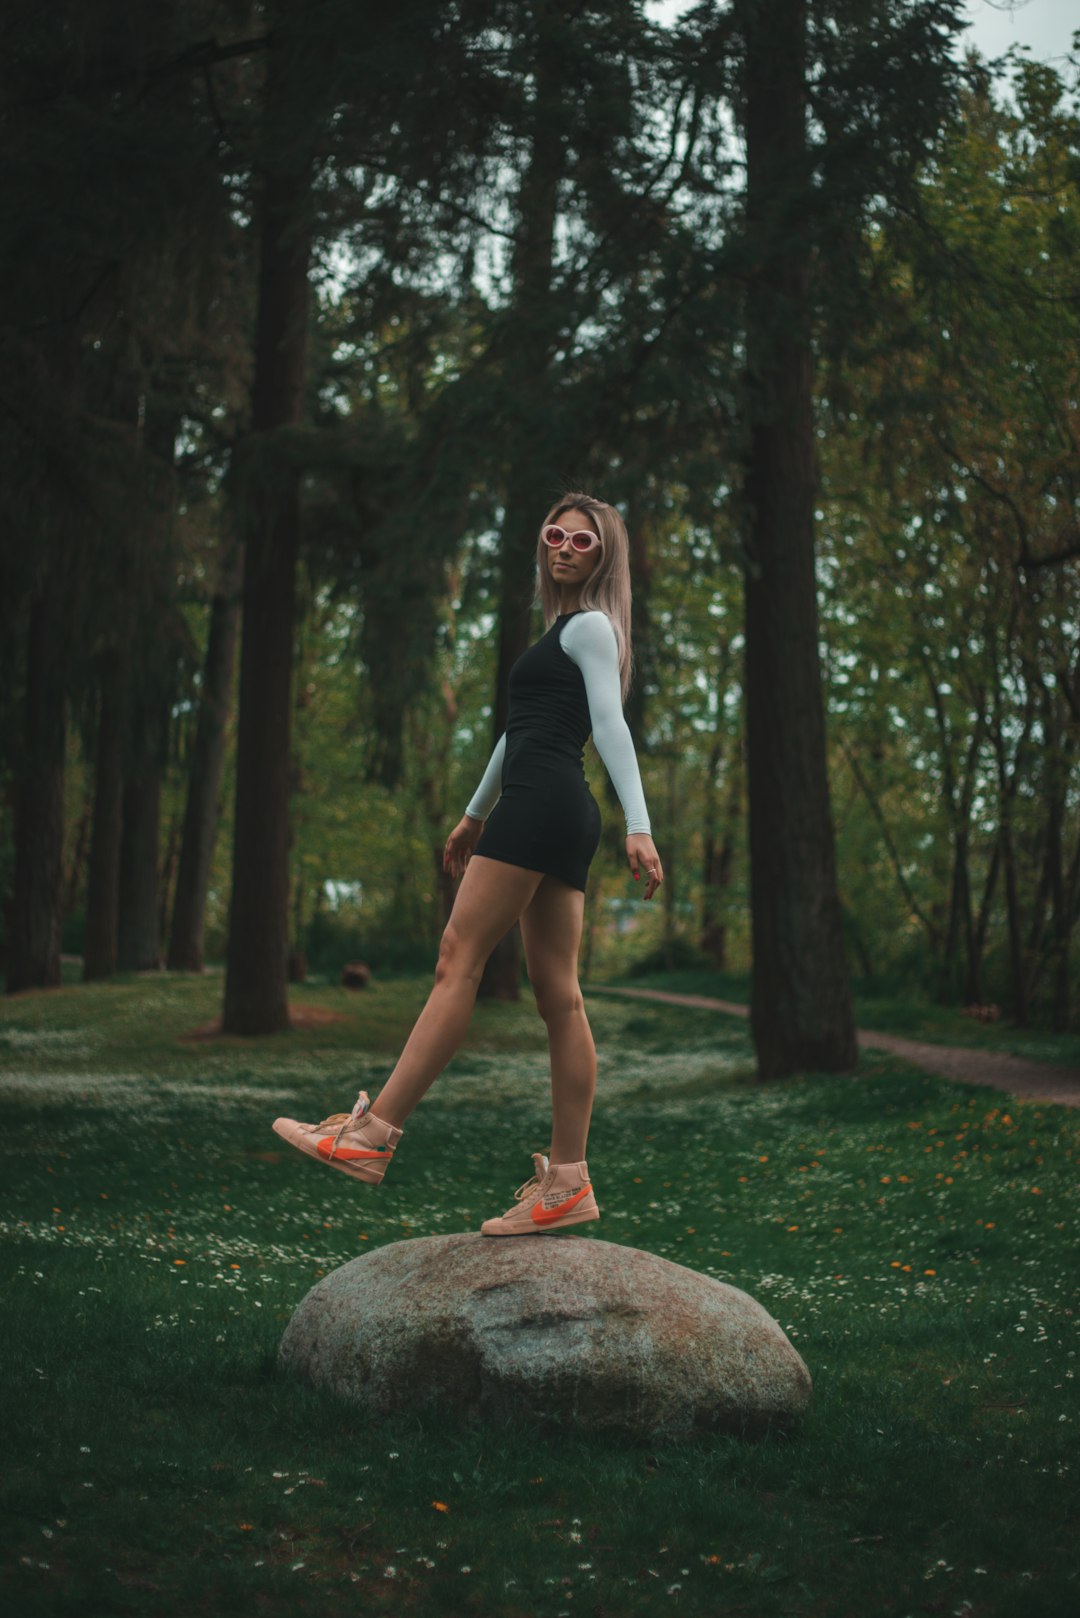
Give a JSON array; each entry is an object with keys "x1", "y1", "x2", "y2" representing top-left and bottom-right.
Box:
[
  {"x1": 371, "y1": 856, "x2": 545, "y2": 1129},
  {"x1": 519, "y1": 875, "x2": 596, "y2": 1165}
]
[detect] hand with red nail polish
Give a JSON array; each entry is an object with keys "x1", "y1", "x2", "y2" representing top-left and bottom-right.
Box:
[{"x1": 626, "y1": 835, "x2": 663, "y2": 901}]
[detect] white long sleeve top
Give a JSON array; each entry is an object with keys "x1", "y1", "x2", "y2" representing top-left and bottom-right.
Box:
[{"x1": 464, "y1": 609, "x2": 652, "y2": 836}]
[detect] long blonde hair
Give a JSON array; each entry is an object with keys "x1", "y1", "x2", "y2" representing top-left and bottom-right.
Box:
[{"x1": 534, "y1": 490, "x2": 635, "y2": 705}]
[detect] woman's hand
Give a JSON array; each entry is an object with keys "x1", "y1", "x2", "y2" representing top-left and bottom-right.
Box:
[
  {"x1": 444, "y1": 814, "x2": 484, "y2": 882},
  {"x1": 626, "y1": 834, "x2": 664, "y2": 901}
]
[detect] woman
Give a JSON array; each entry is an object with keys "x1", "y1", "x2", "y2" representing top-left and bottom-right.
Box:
[{"x1": 273, "y1": 491, "x2": 664, "y2": 1236}]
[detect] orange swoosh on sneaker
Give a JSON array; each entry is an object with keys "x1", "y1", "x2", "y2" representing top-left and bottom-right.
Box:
[
  {"x1": 531, "y1": 1184, "x2": 592, "y2": 1224},
  {"x1": 316, "y1": 1137, "x2": 392, "y2": 1160}
]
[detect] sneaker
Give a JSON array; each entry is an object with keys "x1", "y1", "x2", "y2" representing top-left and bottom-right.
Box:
[
  {"x1": 271, "y1": 1089, "x2": 403, "y2": 1185},
  {"x1": 480, "y1": 1153, "x2": 599, "y2": 1237}
]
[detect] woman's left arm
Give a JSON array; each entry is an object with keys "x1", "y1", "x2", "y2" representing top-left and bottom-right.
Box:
[{"x1": 560, "y1": 611, "x2": 664, "y2": 899}]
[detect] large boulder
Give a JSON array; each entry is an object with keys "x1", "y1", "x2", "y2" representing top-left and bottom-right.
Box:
[{"x1": 279, "y1": 1233, "x2": 811, "y2": 1439}]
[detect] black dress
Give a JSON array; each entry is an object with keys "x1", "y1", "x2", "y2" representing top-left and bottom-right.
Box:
[{"x1": 472, "y1": 611, "x2": 602, "y2": 892}]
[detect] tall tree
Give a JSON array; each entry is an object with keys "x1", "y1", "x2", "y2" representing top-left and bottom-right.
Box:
[
  {"x1": 117, "y1": 407, "x2": 184, "y2": 973},
  {"x1": 168, "y1": 537, "x2": 243, "y2": 971},
  {"x1": 222, "y1": 1, "x2": 315, "y2": 1034},
  {"x1": 726, "y1": 0, "x2": 965, "y2": 1076},
  {"x1": 733, "y1": 0, "x2": 857, "y2": 1075},
  {"x1": 1, "y1": 0, "x2": 256, "y2": 991},
  {"x1": 82, "y1": 643, "x2": 131, "y2": 981},
  {"x1": 220, "y1": 0, "x2": 531, "y2": 1027},
  {"x1": 117, "y1": 687, "x2": 170, "y2": 972},
  {"x1": 477, "y1": 15, "x2": 570, "y2": 1001},
  {"x1": 4, "y1": 556, "x2": 69, "y2": 992}
]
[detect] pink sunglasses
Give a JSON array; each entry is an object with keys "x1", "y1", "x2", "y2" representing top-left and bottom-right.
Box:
[{"x1": 541, "y1": 523, "x2": 602, "y2": 553}]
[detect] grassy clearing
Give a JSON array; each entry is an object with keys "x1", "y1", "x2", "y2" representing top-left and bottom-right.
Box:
[{"x1": 1, "y1": 969, "x2": 1077, "y2": 1617}]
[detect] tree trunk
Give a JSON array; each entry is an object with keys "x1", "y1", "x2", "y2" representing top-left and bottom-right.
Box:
[
  {"x1": 1064, "y1": 831, "x2": 1080, "y2": 1022},
  {"x1": 700, "y1": 725, "x2": 723, "y2": 965},
  {"x1": 168, "y1": 541, "x2": 242, "y2": 971},
  {"x1": 942, "y1": 698, "x2": 988, "y2": 1003},
  {"x1": 948, "y1": 826, "x2": 973, "y2": 1004},
  {"x1": 700, "y1": 704, "x2": 742, "y2": 970},
  {"x1": 117, "y1": 403, "x2": 177, "y2": 973},
  {"x1": 289, "y1": 863, "x2": 306, "y2": 982},
  {"x1": 83, "y1": 647, "x2": 130, "y2": 981},
  {"x1": 222, "y1": 24, "x2": 312, "y2": 1034},
  {"x1": 118, "y1": 768, "x2": 163, "y2": 971},
  {"x1": 1044, "y1": 688, "x2": 1074, "y2": 1033},
  {"x1": 967, "y1": 831, "x2": 1001, "y2": 1005},
  {"x1": 6, "y1": 586, "x2": 67, "y2": 993},
  {"x1": 1000, "y1": 811, "x2": 1026, "y2": 1024},
  {"x1": 623, "y1": 495, "x2": 656, "y2": 752},
  {"x1": 738, "y1": 0, "x2": 856, "y2": 1077},
  {"x1": 987, "y1": 623, "x2": 1030, "y2": 1022},
  {"x1": 477, "y1": 37, "x2": 565, "y2": 1004},
  {"x1": 64, "y1": 780, "x2": 94, "y2": 928},
  {"x1": 118, "y1": 686, "x2": 169, "y2": 971},
  {"x1": 158, "y1": 808, "x2": 182, "y2": 959},
  {"x1": 662, "y1": 744, "x2": 677, "y2": 970},
  {"x1": 1022, "y1": 822, "x2": 1054, "y2": 1012}
]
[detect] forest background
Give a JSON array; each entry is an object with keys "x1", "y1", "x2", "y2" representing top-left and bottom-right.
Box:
[{"x1": 2, "y1": 0, "x2": 1079, "y2": 1059}]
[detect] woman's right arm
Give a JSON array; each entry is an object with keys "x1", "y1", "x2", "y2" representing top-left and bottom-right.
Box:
[
  {"x1": 445, "y1": 732, "x2": 506, "y2": 880},
  {"x1": 464, "y1": 731, "x2": 506, "y2": 822}
]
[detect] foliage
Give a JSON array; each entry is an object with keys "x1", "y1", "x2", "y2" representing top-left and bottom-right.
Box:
[
  {"x1": 0, "y1": 6, "x2": 1078, "y2": 1024},
  {"x1": 816, "y1": 50, "x2": 1080, "y2": 1012}
]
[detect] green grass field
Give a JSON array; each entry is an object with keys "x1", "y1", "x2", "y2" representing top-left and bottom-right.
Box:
[{"x1": 1, "y1": 968, "x2": 1077, "y2": 1617}]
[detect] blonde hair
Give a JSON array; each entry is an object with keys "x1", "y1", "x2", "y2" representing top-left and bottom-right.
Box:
[{"x1": 534, "y1": 490, "x2": 635, "y2": 705}]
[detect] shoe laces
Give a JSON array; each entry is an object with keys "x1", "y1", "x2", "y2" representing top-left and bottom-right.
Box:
[
  {"x1": 318, "y1": 1090, "x2": 371, "y2": 1155},
  {"x1": 513, "y1": 1153, "x2": 550, "y2": 1203}
]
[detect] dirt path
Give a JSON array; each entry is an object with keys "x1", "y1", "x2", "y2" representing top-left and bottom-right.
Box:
[{"x1": 586, "y1": 985, "x2": 1080, "y2": 1110}]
